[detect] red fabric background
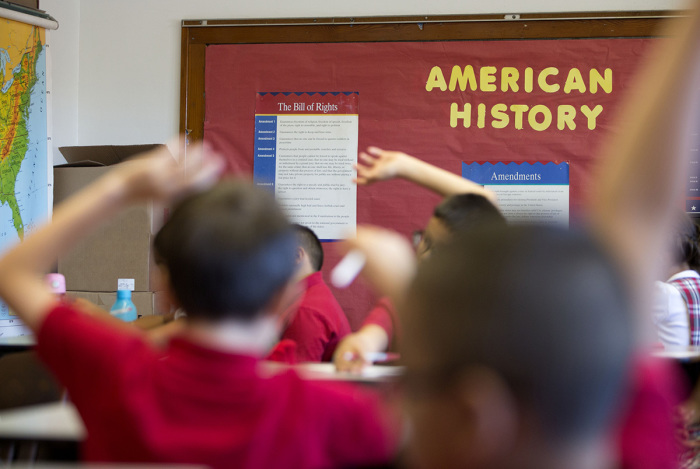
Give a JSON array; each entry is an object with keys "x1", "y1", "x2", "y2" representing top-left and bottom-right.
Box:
[{"x1": 203, "y1": 39, "x2": 655, "y2": 328}]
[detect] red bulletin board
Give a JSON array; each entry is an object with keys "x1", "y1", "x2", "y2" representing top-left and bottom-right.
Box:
[{"x1": 181, "y1": 14, "x2": 675, "y2": 328}]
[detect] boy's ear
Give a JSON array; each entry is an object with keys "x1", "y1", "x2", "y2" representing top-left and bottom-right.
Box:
[
  {"x1": 296, "y1": 246, "x2": 305, "y2": 264},
  {"x1": 452, "y1": 366, "x2": 519, "y2": 465}
]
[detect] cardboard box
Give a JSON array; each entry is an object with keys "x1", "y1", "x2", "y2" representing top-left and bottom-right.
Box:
[
  {"x1": 55, "y1": 145, "x2": 168, "y2": 292},
  {"x1": 9, "y1": 1, "x2": 40, "y2": 11},
  {"x1": 66, "y1": 291, "x2": 170, "y2": 317}
]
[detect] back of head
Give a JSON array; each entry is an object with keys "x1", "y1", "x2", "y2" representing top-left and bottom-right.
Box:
[
  {"x1": 154, "y1": 181, "x2": 297, "y2": 321},
  {"x1": 433, "y1": 194, "x2": 506, "y2": 233},
  {"x1": 403, "y1": 224, "x2": 633, "y2": 445},
  {"x1": 293, "y1": 224, "x2": 323, "y2": 271},
  {"x1": 672, "y1": 213, "x2": 700, "y2": 271}
]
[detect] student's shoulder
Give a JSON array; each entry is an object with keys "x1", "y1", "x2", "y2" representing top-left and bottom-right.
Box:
[
  {"x1": 38, "y1": 300, "x2": 152, "y2": 360},
  {"x1": 38, "y1": 300, "x2": 103, "y2": 337},
  {"x1": 299, "y1": 278, "x2": 345, "y2": 314}
]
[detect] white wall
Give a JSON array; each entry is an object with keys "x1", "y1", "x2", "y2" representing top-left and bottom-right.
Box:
[
  {"x1": 41, "y1": 0, "x2": 687, "y2": 164},
  {"x1": 44, "y1": 0, "x2": 79, "y2": 163}
]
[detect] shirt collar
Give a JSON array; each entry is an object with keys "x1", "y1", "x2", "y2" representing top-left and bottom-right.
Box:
[
  {"x1": 303, "y1": 271, "x2": 325, "y2": 289},
  {"x1": 668, "y1": 270, "x2": 700, "y2": 282}
]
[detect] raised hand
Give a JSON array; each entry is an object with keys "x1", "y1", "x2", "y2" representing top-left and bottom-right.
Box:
[
  {"x1": 339, "y1": 225, "x2": 417, "y2": 302},
  {"x1": 111, "y1": 139, "x2": 225, "y2": 204},
  {"x1": 333, "y1": 325, "x2": 389, "y2": 373},
  {"x1": 354, "y1": 147, "x2": 409, "y2": 185},
  {"x1": 0, "y1": 136, "x2": 225, "y2": 332},
  {"x1": 355, "y1": 146, "x2": 497, "y2": 202}
]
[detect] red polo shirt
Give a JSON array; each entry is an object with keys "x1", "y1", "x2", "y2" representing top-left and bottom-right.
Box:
[
  {"x1": 616, "y1": 356, "x2": 683, "y2": 469},
  {"x1": 279, "y1": 272, "x2": 351, "y2": 362},
  {"x1": 362, "y1": 297, "x2": 399, "y2": 350},
  {"x1": 36, "y1": 302, "x2": 396, "y2": 469}
]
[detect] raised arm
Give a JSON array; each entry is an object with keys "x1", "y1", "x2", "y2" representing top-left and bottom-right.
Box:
[
  {"x1": 356, "y1": 147, "x2": 498, "y2": 205},
  {"x1": 339, "y1": 226, "x2": 417, "y2": 304},
  {"x1": 333, "y1": 227, "x2": 416, "y2": 372},
  {"x1": 590, "y1": 8, "x2": 700, "y2": 308},
  {"x1": 0, "y1": 142, "x2": 223, "y2": 332}
]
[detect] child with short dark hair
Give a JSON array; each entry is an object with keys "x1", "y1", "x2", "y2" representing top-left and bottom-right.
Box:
[
  {"x1": 402, "y1": 224, "x2": 633, "y2": 469},
  {"x1": 0, "y1": 145, "x2": 397, "y2": 468},
  {"x1": 269, "y1": 224, "x2": 351, "y2": 363},
  {"x1": 334, "y1": 149, "x2": 504, "y2": 372}
]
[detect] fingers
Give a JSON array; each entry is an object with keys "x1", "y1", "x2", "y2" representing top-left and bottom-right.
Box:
[
  {"x1": 358, "y1": 151, "x2": 377, "y2": 165},
  {"x1": 174, "y1": 136, "x2": 218, "y2": 173},
  {"x1": 356, "y1": 147, "x2": 405, "y2": 183},
  {"x1": 170, "y1": 138, "x2": 226, "y2": 200},
  {"x1": 340, "y1": 352, "x2": 371, "y2": 374},
  {"x1": 334, "y1": 341, "x2": 371, "y2": 373},
  {"x1": 352, "y1": 163, "x2": 369, "y2": 186},
  {"x1": 181, "y1": 152, "x2": 225, "y2": 195},
  {"x1": 161, "y1": 135, "x2": 187, "y2": 162},
  {"x1": 366, "y1": 146, "x2": 384, "y2": 156},
  {"x1": 115, "y1": 136, "x2": 227, "y2": 204}
]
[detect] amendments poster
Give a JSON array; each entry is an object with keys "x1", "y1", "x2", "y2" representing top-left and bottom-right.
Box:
[
  {"x1": 253, "y1": 92, "x2": 358, "y2": 240},
  {"x1": 463, "y1": 162, "x2": 570, "y2": 227}
]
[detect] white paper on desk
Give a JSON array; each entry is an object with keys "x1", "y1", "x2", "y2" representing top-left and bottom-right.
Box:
[
  {"x1": 0, "y1": 319, "x2": 32, "y2": 338},
  {"x1": 260, "y1": 361, "x2": 404, "y2": 383}
]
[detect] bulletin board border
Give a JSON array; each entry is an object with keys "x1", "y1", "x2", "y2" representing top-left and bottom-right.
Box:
[{"x1": 179, "y1": 11, "x2": 683, "y2": 143}]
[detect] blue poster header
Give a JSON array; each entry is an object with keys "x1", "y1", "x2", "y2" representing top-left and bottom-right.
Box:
[
  {"x1": 687, "y1": 200, "x2": 700, "y2": 213},
  {"x1": 253, "y1": 115, "x2": 277, "y2": 194},
  {"x1": 462, "y1": 162, "x2": 569, "y2": 185}
]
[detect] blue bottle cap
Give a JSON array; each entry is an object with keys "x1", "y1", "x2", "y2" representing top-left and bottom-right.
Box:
[{"x1": 116, "y1": 289, "x2": 132, "y2": 299}]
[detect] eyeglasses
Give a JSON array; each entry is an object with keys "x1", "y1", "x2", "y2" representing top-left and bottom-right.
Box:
[
  {"x1": 413, "y1": 230, "x2": 433, "y2": 250},
  {"x1": 412, "y1": 230, "x2": 424, "y2": 249}
]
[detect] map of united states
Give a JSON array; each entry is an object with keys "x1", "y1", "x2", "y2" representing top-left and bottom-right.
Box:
[
  {"x1": 0, "y1": 23, "x2": 43, "y2": 240},
  {"x1": 0, "y1": 19, "x2": 49, "y2": 328}
]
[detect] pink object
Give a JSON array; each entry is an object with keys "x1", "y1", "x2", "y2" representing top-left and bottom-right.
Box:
[{"x1": 45, "y1": 273, "x2": 66, "y2": 295}]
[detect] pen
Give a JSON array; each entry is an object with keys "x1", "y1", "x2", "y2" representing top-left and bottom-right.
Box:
[
  {"x1": 330, "y1": 249, "x2": 366, "y2": 288},
  {"x1": 343, "y1": 351, "x2": 400, "y2": 363}
]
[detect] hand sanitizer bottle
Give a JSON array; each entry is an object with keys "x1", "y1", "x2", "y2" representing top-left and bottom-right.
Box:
[{"x1": 110, "y1": 289, "x2": 137, "y2": 322}]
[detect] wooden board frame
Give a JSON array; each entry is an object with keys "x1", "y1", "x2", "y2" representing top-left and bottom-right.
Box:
[{"x1": 180, "y1": 11, "x2": 683, "y2": 143}]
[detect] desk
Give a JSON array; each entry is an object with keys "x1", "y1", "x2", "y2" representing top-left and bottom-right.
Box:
[
  {"x1": 0, "y1": 335, "x2": 36, "y2": 354},
  {"x1": 0, "y1": 363, "x2": 403, "y2": 443},
  {"x1": 0, "y1": 403, "x2": 84, "y2": 442},
  {"x1": 650, "y1": 346, "x2": 700, "y2": 395},
  {"x1": 651, "y1": 346, "x2": 700, "y2": 361},
  {"x1": 260, "y1": 361, "x2": 404, "y2": 383}
]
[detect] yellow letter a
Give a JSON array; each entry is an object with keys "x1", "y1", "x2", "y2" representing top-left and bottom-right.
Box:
[{"x1": 426, "y1": 66, "x2": 448, "y2": 92}]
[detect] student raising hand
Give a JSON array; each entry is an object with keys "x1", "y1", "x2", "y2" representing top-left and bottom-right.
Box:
[
  {"x1": 0, "y1": 138, "x2": 225, "y2": 333},
  {"x1": 355, "y1": 146, "x2": 498, "y2": 204}
]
